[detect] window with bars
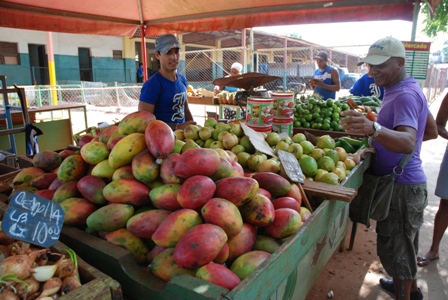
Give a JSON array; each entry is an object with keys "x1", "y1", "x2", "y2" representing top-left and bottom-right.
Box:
[
  {"x1": 113, "y1": 50, "x2": 122, "y2": 60},
  {"x1": 0, "y1": 42, "x2": 19, "y2": 65}
]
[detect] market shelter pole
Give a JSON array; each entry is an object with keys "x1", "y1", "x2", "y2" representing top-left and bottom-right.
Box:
[
  {"x1": 141, "y1": 25, "x2": 148, "y2": 82},
  {"x1": 46, "y1": 32, "x2": 58, "y2": 105}
]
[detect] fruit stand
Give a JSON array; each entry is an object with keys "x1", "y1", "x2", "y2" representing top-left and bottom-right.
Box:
[{"x1": 54, "y1": 153, "x2": 370, "y2": 300}]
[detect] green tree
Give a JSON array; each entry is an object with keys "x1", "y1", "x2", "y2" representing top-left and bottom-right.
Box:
[{"x1": 421, "y1": 0, "x2": 448, "y2": 37}]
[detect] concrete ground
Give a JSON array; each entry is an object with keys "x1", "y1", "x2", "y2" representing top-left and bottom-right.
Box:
[{"x1": 63, "y1": 89, "x2": 448, "y2": 299}]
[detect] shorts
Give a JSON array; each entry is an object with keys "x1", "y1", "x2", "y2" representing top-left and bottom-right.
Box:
[
  {"x1": 435, "y1": 148, "x2": 448, "y2": 199},
  {"x1": 376, "y1": 182, "x2": 428, "y2": 280}
]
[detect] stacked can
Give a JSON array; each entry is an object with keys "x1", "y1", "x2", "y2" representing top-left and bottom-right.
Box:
[
  {"x1": 245, "y1": 97, "x2": 274, "y2": 133},
  {"x1": 271, "y1": 92, "x2": 295, "y2": 137}
]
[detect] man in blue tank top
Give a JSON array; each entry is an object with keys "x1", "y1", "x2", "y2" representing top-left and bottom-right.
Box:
[
  {"x1": 139, "y1": 34, "x2": 196, "y2": 130},
  {"x1": 310, "y1": 51, "x2": 341, "y2": 100}
]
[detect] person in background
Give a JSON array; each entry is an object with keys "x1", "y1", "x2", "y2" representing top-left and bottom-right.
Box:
[
  {"x1": 137, "y1": 62, "x2": 144, "y2": 83},
  {"x1": 339, "y1": 36, "x2": 437, "y2": 300},
  {"x1": 139, "y1": 34, "x2": 196, "y2": 130},
  {"x1": 349, "y1": 63, "x2": 385, "y2": 100},
  {"x1": 214, "y1": 62, "x2": 243, "y2": 93},
  {"x1": 417, "y1": 92, "x2": 448, "y2": 267},
  {"x1": 309, "y1": 51, "x2": 341, "y2": 100}
]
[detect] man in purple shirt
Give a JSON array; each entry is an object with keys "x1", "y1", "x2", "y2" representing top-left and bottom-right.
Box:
[{"x1": 340, "y1": 37, "x2": 437, "y2": 300}]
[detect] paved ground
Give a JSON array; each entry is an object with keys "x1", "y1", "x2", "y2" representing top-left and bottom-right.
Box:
[{"x1": 65, "y1": 89, "x2": 448, "y2": 299}]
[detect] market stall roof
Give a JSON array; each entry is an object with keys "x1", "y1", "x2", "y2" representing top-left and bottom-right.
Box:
[{"x1": 0, "y1": 0, "x2": 437, "y2": 37}]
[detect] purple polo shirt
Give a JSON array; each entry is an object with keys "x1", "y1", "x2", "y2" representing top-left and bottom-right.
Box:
[{"x1": 372, "y1": 77, "x2": 428, "y2": 184}]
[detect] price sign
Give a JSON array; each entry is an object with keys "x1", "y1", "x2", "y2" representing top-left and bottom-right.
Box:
[
  {"x1": 1, "y1": 191, "x2": 64, "y2": 247},
  {"x1": 278, "y1": 150, "x2": 305, "y2": 184}
]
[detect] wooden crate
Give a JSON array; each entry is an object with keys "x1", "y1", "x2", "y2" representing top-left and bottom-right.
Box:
[
  {"x1": 187, "y1": 96, "x2": 218, "y2": 105},
  {"x1": 0, "y1": 201, "x2": 123, "y2": 300},
  {"x1": 59, "y1": 156, "x2": 371, "y2": 300},
  {"x1": 0, "y1": 164, "x2": 20, "y2": 194}
]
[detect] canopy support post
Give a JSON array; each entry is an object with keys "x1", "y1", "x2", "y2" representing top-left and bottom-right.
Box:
[{"x1": 141, "y1": 25, "x2": 148, "y2": 82}]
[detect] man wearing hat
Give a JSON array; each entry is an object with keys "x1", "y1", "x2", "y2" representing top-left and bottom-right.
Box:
[
  {"x1": 139, "y1": 34, "x2": 196, "y2": 130},
  {"x1": 214, "y1": 62, "x2": 243, "y2": 93},
  {"x1": 340, "y1": 36, "x2": 437, "y2": 300},
  {"x1": 310, "y1": 51, "x2": 341, "y2": 100}
]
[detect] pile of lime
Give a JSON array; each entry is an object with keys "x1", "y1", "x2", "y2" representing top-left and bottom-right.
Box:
[{"x1": 293, "y1": 96, "x2": 350, "y2": 131}]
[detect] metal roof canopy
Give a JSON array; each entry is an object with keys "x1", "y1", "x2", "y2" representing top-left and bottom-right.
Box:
[{"x1": 0, "y1": 0, "x2": 427, "y2": 37}]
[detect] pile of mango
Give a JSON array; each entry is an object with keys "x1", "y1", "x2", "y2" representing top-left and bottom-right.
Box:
[{"x1": 10, "y1": 112, "x2": 314, "y2": 292}]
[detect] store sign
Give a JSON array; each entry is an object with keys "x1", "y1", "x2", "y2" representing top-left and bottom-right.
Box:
[
  {"x1": 402, "y1": 41, "x2": 431, "y2": 80},
  {"x1": 1, "y1": 191, "x2": 64, "y2": 247}
]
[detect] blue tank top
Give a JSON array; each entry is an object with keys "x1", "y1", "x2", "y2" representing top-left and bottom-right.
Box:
[{"x1": 314, "y1": 66, "x2": 336, "y2": 100}]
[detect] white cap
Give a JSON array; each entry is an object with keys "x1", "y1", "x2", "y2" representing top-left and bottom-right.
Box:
[
  {"x1": 357, "y1": 36, "x2": 405, "y2": 66},
  {"x1": 231, "y1": 62, "x2": 243, "y2": 73}
]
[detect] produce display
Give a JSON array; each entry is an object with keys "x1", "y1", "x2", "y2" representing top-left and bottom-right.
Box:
[
  {"x1": 7, "y1": 111, "x2": 367, "y2": 293},
  {"x1": 0, "y1": 235, "x2": 81, "y2": 299},
  {"x1": 293, "y1": 94, "x2": 380, "y2": 130}
]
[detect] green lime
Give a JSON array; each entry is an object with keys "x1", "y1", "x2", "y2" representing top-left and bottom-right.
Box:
[
  {"x1": 313, "y1": 107, "x2": 321, "y2": 114},
  {"x1": 316, "y1": 123, "x2": 322, "y2": 129},
  {"x1": 321, "y1": 123, "x2": 331, "y2": 130},
  {"x1": 311, "y1": 123, "x2": 319, "y2": 129},
  {"x1": 294, "y1": 120, "x2": 301, "y2": 127},
  {"x1": 326, "y1": 99, "x2": 334, "y2": 107},
  {"x1": 303, "y1": 122, "x2": 311, "y2": 128},
  {"x1": 305, "y1": 114, "x2": 313, "y2": 121},
  {"x1": 315, "y1": 117, "x2": 324, "y2": 124},
  {"x1": 312, "y1": 113, "x2": 320, "y2": 120},
  {"x1": 332, "y1": 112, "x2": 340, "y2": 119},
  {"x1": 341, "y1": 104, "x2": 350, "y2": 111}
]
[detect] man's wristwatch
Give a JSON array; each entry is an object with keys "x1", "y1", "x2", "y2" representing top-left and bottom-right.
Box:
[{"x1": 372, "y1": 122, "x2": 382, "y2": 139}]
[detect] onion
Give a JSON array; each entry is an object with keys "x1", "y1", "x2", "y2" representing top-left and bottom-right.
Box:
[
  {"x1": 60, "y1": 276, "x2": 81, "y2": 295},
  {"x1": 0, "y1": 289, "x2": 20, "y2": 300},
  {"x1": 14, "y1": 276, "x2": 40, "y2": 299},
  {"x1": 0, "y1": 254, "x2": 33, "y2": 280},
  {"x1": 32, "y1": 265, "x2": 58, "y2": 282},
  {"x1": 40, "y1": 277, "x2": 62, "y2": 297},
  {"x1": 54, "y1": 259, "x2": 76, "y2": 280},
  {"x1": 0, "y1": 245, "x2": 11, "y2": 261}
]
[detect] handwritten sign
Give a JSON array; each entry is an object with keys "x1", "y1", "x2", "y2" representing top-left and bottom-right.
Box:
[
  {"x1": 278, "y1": 150, "x2": 305, "y2": 184},
  {"x1": 1, "y1": 191, "x2": 64, "y2": 247}
]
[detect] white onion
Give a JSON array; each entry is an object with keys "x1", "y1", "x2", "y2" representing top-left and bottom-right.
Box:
[{"x1": 32, "y1": 265, "x2": 57, "y2": 282}]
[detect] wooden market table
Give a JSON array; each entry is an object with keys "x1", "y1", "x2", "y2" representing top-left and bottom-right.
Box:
[{"x1": 187, "y1": 96, "x2": 242, "y2": 120}]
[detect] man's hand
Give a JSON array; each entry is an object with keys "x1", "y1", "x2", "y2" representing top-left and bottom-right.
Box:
[{"x1": 339, "y1": 110, "x2": 375, "y2": 136}]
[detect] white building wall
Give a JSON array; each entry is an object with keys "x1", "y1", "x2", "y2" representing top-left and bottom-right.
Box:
[{"x1": 0, "y1": 27, "x2": 123, "y2": 57}]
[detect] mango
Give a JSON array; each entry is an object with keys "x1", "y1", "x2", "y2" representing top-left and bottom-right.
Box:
[
  {"x1": 214, "y1": 177, "x2": 259, "y2": 207},
  {"x1": 126, "y1": 209, "x2": 171, "y2": 239},
  {"x1": 80, "y1": 141, "x2": 110, "y2": 165},
  {"x1": 253, "y1": 235, "x2": 281, "y2": 254},
  {"x1": 196, "y1": 264, "x2": 241, "y2": 291},
  {"x1": 77, "y1": 175, "x2": 107, "y2": 205},
  {"x1": 12, "y1": 167, "x2": 46, "y2": 188},
  {"x1": 104, "y1": 228, "x2": 150, "y2": 264},
  {"x1": 177, "y1": 175, "x2": 216, "y2": 210},
  {"x1": 112, "y1": 165, "x2": 135, "y2": 181},
  {"x1": 231, "y1": 160, "x2": 244, "y2": 177},
  {"x1": 52, "y1": 181, "x2": 80, "y2": 204},
  {"x1": 48, "y1": 177, "x2": 63, "y2": 190},
  {"x1": 90, "y1": 159, "x2": 116, "y2": 180},
  {"x1": 252, "y1": 172, "x2": 291, "y2": 197},
  {"x1": 150, "y1": 248, "x2": 196, "y2": 281},
  {"x1": 226, "y1": 223, "x2": 257, "y2": 264},
  {"x1": 30, "y1": 173, "x2": 58, "y2": 190},
  {"x1": 272, "y1": 196, "x2": 301, "y2": 213},
  {"x1": 32, "y1": 150, "x2": 62, "y2": 171},
  {"x1": 230, "y1": 251, "x2": 271, "y2": 280},
  {"x1": 174, "y1": 148, "x2": 220, "y2": 178},
  {"x1": 98, "y1": 125, "x2": 119, "y2": 144},
  {"x1": 173, "y1": 224, "x2": 228, "y2": 269},
  {"x1": 258, "y1": 188, "x2": 272, "y2": 200},
  {"x1": 131, "y1": 150, "x2": 159, "y2": 183},
  {"x1": 107, "y1": 134, "x2": 125, "y2": 151},
  {"x1": 118, "y1": 111, "x2": 156, "y2": 135},
  {"x1": 60, "y1": 197, "x2": 97, "y2": 227},
  {"x1": 57, "y1": 154, "x2": 88, "y2": 183},
  {"x1": 146, "y1": 245, "x2": 166, "y2": 263},
  {"x1": 149, "y1": 184, "x2": 182, "y2": 211},
  {"x1": 86, "y1": 203, "x2": 134, "y2": 232},
  {"x1": 214, "y1": 243, "x2": 229, "y2": 264},
  {"x1": 34, "y1": 189, "x2": 56, "y2": 200},
  {"x1": 210, "y1": 158, "x2": 235, "y2": 181},
  {"x1": 145, "y1": 120, "x2": 175, "y2": 163},
  {"x1": 109, "y1": 133, "x2": 147, "y2": 169},
  {"x1": 201, "y1": 198, "x2": 243, "y2": 237},
  {"x1": 58, "y1": 149, "x2": 76, "y2": 160},
  {"x1": 152, "y1": 209, "x2": 202, "y2": 247},
  {"x1": 160, "y1": 153, "x2": 183, "y2": 184},
  {"x1": 241, "y1": 194, "x2": 275, "y2": 227},
  {"x1": 103, "y1": 178, "x2": 150, "y2": 207},
  {"x1": 264, "y1": 208, "x2": 303, "y2": 239},
  {"x1": 285, "y1": 183, "x2": 303, "y2": 207}
]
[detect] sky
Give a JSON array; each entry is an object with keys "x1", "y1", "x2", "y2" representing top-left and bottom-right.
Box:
[{"x1": 256, "y1": 18, "x2": 448, "y2": 57}]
